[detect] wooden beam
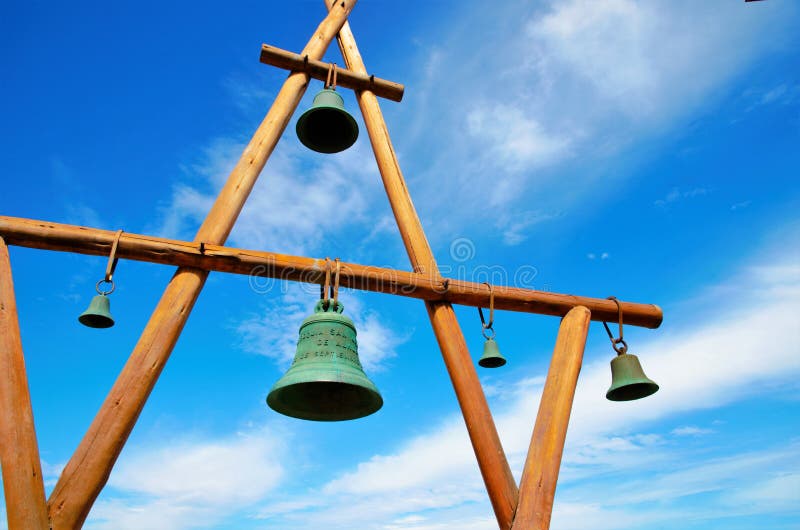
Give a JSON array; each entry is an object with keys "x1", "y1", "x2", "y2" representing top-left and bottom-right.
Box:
[
  {"x1": 0, "y1": 215, "x2": 663, "y2": 328},
  {"x1": 329, "y1": 12, "x2": 519, "y2": 530},
  {"x1": 0, "y1": 237, "x2": 50, "y2": 530},
  {"x1": 511, "y1": 306, "x2": 590, "y2": 530},
  {"x1": 46, "y1": 3, "x2": 358, "y2": 528},
  {"x1": 260, "y1": 44, "x2": 404, "y2": 101}
]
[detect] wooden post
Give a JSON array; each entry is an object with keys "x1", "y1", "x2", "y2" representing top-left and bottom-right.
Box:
[
  {"x1": 0, "y1": 216, "x2": 664, "y2": 328},
  {"x1": 329, "y1": 12, "x2": 519, "y2": 529},
  {"x1": 46, "y1": 3, "x2": 358, "y2": 528},
  {"x1": 0, "y1": 237, "x2": 50, "y2": 530},
  {"x1": 511, "y1": 306, "x2": 591, "y2": 530}
]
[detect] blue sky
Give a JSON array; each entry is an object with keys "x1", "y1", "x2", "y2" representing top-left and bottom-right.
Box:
[{"x1": 1, "y1": 1, "x2": 799, "y2": 529}]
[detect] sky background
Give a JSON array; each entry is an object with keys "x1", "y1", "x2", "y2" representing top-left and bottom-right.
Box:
[{"x1": 1, "y1": 0, "x2": 799, "y2": 529}]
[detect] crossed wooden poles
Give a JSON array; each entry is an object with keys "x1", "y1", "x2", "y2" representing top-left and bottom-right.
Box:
[{"x1": 0, "y1": 2, "x2": 662, "y2": 528}]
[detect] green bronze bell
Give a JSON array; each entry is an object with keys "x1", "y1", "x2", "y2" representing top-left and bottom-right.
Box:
[
  {"x1": 78, "y1": 294, "x2": 115, "y2": 329},
  {"x1": 267, "y1": 300, "x2": 382, "y2": 421},
  {"x1": 606, "y1": 353, "x2": 659, "y2": 401},
  {"x1": 296, "y1": 88, "x2": 359, "y2": 153},
  {"x1": 479, "y1": 338, "x2": 506, "y2": 368}
]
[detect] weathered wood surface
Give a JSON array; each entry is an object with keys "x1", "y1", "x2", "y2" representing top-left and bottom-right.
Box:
[
  {"x1": 512, "y1": 306, "x2": 591, "y2": 530},
  {"x1": 0, "y1": 237, "x2": 50, "y2": 530},
  {"x1": 329, "y1": 10, "x2": 519, "y2": 529},
  {"x1": 46, "y1": 2, "x2": 359, "y2": 528},
  {"x1": 260, "y1": 43, "x2": 404, "y2": 101},
  {"x1": 0, "y1": 216, "x2": 664, "y2": 328}
]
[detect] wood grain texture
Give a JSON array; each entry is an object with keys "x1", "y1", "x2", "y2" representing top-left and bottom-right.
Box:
[
  {"x1": 0, "y1": 237, "x2": 49, "y2": 530},
  {"x1": 328, "y1": 10, "x2": 519, "y2": 529},
  {"x1": 46, "y1": 2, "x2": 358, "y2": 528},
  {"x1": 511, "y1": 306, "x2": 591, "y2": 530},
  {"x1": 260, "y1": 44, "x2": 404, "y2": 101},
  {"x1": 0, "y1": 216, "x2": 664, "y2": 328}
]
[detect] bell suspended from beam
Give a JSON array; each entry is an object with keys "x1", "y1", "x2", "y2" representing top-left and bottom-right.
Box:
[
  {"x1": 267, "y1": 300, "x2": 383, "y2": 421},
  {"x1": 478, "y1": 338, "x2": 506, "y2": 368},
  {"x1": 476, "y1": 283, "x2": 506, "y2": 368},
  {"x1": 80, "y1": 231, "x2": 122, "y2": 329},
  {"x1": 606, "y1": 353, "x2": 659, "y2": 401},
  {"x1": 78, "y1": 294, "x2": 114, "y2": 328},
  {"x1": 296, "y1": 64, "x2": 358, "y2": 154},
  {"x1": 603, "y1": 296, "x2": 658, "y2": 401},
  {"x1": 79, "y1": 279, "x2": 115, "y2": 328},
  {"x1": 296, "y1": 88, "x2": 359, "y2": 153}
]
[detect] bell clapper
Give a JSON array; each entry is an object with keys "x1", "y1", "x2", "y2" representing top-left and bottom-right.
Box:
[
  {"x1": 78, "y1": 229, "x2": 123, "y2": 329},
  {"x1": 477, "y1": 282, "x2": 507, "y2": 368},
  {"x1": 603, "y1": 296, "x2": 659, "y2": 401}
]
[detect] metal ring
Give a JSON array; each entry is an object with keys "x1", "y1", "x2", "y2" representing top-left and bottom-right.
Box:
[
  {"x1": 481, "y1": 326, "x2": 496, "y2": 340},
  {"x1": 613, "y1": 338, "x2": 628, "y2": 355},
  {"x1": 95, "y1": 279, "x2": 115, "y2": 296}
]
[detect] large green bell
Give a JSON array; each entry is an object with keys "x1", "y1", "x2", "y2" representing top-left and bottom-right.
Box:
[
  {"x1": 296, "y1": 88, "x2": 359, "y2": 153},
  {"x1": 478, "y1": 338, "x2": 506, "y2": 368},
  {"x1": 267, "y1": 300, "x2": 382, "y2": 421},
  {"x1": 606, "y1": 353, "x2": 659, "y2": 401},
  {"x1": 78, "y1": 294, "x2": 115, "y2": 328}
]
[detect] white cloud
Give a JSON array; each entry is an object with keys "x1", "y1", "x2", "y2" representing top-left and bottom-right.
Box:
[
  {"x1": 86, "y1": 427, "x2": 288, "y2": 530},
  {"x1": 403, "y1": 0, "x2": 793, "y2": 240},
  {"x1": 156, "y1": 136, "x2": 382, "y2": 256},
  {"x1": 670, "y1": 425, "x2": 714, "y2": 436},
  {"x1": 654, "y1": 186, "x2": 709, "y2": 207}
]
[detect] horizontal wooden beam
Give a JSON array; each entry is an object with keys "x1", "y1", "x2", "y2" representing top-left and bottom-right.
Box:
[
  {"x1": 0, "y1": 216, "x2": 662, "y2": 328},
  {"x1": 260, "y1": 44, "x2": 404, "y2": 102}
]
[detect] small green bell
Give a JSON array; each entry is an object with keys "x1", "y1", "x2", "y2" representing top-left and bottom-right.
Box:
[
  {"x1": 296, "y1": 88, "x2": 359, "y2": 153},
  {"x1": 606, "y1": 353, "x2": 659, "y2": 401},
  {"x1": 479, "y1": 338, "x2": 506, "y2": 368},
  {"x1": 78, "y1": 294, "x2": 115, "y2": 329},
  {"x1": 267, "y1": 300, "x2": 382, "y2": 421}
]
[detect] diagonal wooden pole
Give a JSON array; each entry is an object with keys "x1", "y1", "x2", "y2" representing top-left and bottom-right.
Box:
[
  {"x1": 328, "y1": 11, "x2": 519, "y2": 529},
  {"x1": 46, "y1": 3, "x2": 358, "y2": 528},
  {"x1": 511, "y1": 306, "x2": 591, "y2": 530},
  {"x1": 0, "y1": 237, "x2": 50, "y2": 530}
]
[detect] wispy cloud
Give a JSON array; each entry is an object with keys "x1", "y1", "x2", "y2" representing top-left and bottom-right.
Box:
[
  {"x1": 400, "y1": 0, "x2": 792, "y2": 242},
  {"x1": 155, "y1": 136, "x2": 383, "y2": 257},
  {"x1": 86, "y1": 426, "x2": 289, "y2": 530},
  {"x1": 654, "y1": 186, "x2": 709, "y2": 208}
]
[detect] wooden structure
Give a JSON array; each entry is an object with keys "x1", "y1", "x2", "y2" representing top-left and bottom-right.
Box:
[{"x1": 0, "y1": 2, "x2": 662, "y2": 528}]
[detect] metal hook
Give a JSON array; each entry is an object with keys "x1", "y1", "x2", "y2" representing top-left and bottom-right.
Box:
[
  {"x1": 321, "y1": 257, "x2": 332, "y2": 307},
  {"x1": 104, "y1": 229, "x2": 123, "y2": 283},
  {"x1": 333, "y1": 258, "x2": 341, "y2": 307},
  {"x1": 603, "y1": 296, "x2": 628, "y2": 355},
  {"x1": 478, "y1": 282, "x2": 495, "y2": 339},
  {"x1": 325, "y1": 63, "x2": 338, "y2": 90}
]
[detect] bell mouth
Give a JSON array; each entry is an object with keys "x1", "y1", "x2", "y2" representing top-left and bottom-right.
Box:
[
  {"x1": 78, "y1": 314, "x2": 115, "y2": 328},
  {"x1": 606, "y1": 381, "x2": 659, "y2": 402},
  {"x1": 267, "y1": 381, "x2": 383, "y2": 421},
  {"x1": 296, "y1": 108, "x2": 359, "y2": 153}
]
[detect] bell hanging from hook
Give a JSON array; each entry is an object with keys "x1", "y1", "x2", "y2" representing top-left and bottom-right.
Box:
[
  {"x1": 477, "y1": 283, "x2": 506, "y2": 368},
  {"x1": 603, "y1": 296, "x2": 658, "y2": 401},
  {"x1": 267, "y1": 300, "x2": 383, "y2": 421},
  {"x1": 479, "y1": 336, "x2": 506, "y2": 368},
  {"x1": 79, "y1": 231, "x2": 122, "y2": 329},
  {"x1": 296, "y1": 64, "x2": 359, "y2": 153},
  {"x1": 606, "y1": 351, "x2": 659, "y2": 401},
  {"x1": 79, "y1": 280, "x2": 115, "y2": 328},
  {"x1": 267, "y1": 261, "x2": 381, "y2": 421}
]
